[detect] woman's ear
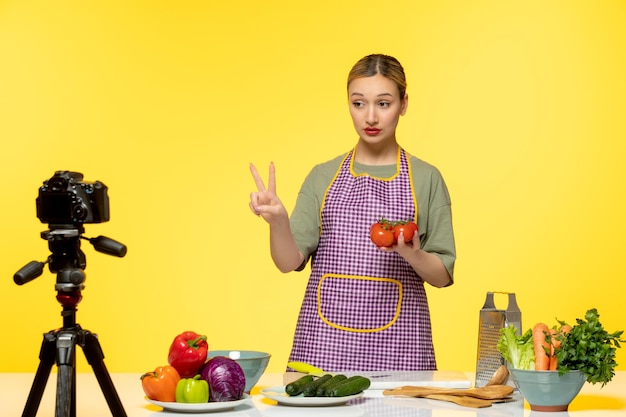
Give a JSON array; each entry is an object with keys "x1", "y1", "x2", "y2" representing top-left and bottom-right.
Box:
[{"x1": 400, "y1": 94, "x2": 409, "y2": 116}]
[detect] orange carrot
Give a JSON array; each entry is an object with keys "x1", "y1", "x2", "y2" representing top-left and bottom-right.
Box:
[
  {"x1": 532, "y1": 323, "x2": 551, "y2": 370},
  {"x1": 549, "y1": 328, "x2": 559, "y2": 370},
  {"x1": 549, "y1": 324, "x2": 572, "y2": 370}
]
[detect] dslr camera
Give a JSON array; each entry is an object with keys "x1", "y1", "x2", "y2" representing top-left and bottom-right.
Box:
[{"x1": 36, "y1": 171, "x2": 110, "y2": 225}]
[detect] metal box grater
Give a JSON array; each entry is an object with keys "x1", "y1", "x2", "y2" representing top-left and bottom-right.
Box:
[{"x1": 474, "y1": 292, "x2": 522, "y2": 387}]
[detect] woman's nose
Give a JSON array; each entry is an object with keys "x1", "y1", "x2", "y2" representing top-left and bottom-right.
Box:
[{"x1": 366, "y1": 107, "x2": 378, "y2": 125}]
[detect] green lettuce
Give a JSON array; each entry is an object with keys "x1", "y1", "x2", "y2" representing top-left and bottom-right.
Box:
[{"x1": 497, "y1": 324, "x2": 535, "y2": 370}]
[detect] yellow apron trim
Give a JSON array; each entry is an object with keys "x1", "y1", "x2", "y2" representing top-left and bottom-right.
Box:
[
  {"x1": 319, "y1": 152, "x2": 351, "y2": 233},
  {"x1": 404, "y1": 150, "x2": 419, "y2": 223},
  {"x1": 317, "y1": 273, "x2": 403, "y2": 333},
  {"x1": 349, "y1": 146, "x2": 401, "y2": 181}
]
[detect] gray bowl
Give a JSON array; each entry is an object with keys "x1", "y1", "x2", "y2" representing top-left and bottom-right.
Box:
[
  {"x1": 509, "y1": 368, "x2": 586, "y2": 412},
  {"x1": 208, "y1": 350, "x2": 271, "y2": 393}
]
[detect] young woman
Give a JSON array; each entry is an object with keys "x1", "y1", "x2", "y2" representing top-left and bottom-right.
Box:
[{"x1": 249, "y1": 54, "x2": 455, "y2": 371}]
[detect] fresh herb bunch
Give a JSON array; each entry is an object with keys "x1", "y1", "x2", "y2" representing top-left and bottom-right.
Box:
[{"x1": 555, "y1": 308, "x2": 624, "y2": 386}]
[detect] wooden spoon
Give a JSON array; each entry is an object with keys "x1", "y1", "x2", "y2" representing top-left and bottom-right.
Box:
[
  {"x1": 486, "y1": 365, "x2": 509, "y2": 386},
  {"x1": 423, "y1": 394, "x2": 493, "y2": 408},
  {"x1": 383, "y1": 384, "x2": 514, "y2": 400}
]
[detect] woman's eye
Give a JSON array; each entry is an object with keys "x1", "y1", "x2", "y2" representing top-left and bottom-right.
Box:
[
  {"x1": 378, "y1": 101, "x2": 390, "y2": 108},
  {"x1": 352, "y1": 101, "x2": 364, "y2": 108}
]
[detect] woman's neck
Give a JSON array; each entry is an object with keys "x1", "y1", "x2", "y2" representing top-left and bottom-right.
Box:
[{"x1": 354, "y1": 141, "x2": 398, "y2": 166}]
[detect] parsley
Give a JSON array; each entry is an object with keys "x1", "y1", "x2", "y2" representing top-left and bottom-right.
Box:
[{"x1": 555, "y1": 308, "x2": 624, "y2": 386}]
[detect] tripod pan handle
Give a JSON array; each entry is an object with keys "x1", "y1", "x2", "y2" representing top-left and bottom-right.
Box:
[{"x1": 14, "y1": 261, "x2": 46, "y2": 285}]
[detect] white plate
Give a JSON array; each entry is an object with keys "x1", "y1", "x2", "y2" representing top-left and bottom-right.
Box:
[
  {"x1": 260, "y1": 386, "x2": 363, "y2": 406},
  {"x1": 145, "y1": 394, "x2": 250, "y2": 413}
]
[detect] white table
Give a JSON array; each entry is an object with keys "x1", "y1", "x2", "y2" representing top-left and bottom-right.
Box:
[{"x1": 2, "y1": 371, "x2": 625, "y2": 416}]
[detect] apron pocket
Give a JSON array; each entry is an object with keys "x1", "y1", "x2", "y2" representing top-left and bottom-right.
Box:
[{"x1": 317, "y1": 274, "x2": 403, "y2": 333}]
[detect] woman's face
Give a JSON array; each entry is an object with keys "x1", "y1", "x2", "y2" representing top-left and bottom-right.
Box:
[{"x1": 348, "y1": 74, "x2": 408, "y2": 146}]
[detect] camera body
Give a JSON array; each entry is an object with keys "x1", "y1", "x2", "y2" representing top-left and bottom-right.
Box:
[{"x1": 36, "y1": 171, "x2": 110, "y2": 225}]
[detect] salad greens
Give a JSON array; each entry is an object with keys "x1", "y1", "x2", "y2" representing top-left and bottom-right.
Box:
[
  {"x1": 497, "y1": 308, "x2": 624, "y2": 387},
  {"x1": 555, "y1": 308, "x2": 624, "y2": 386},
  {"x1": 497, "y1": 325, "x2": 535, "y2": 370}
]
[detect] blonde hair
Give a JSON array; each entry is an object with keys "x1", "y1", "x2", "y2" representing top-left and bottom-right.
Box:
[{"x1": 347, "y1": 54, "x2": 407, "y2": 98}]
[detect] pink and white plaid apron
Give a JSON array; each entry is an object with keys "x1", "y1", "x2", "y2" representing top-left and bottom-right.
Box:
[{"x1": 288, "y1": 148, "x2": 436, "y2": 371}]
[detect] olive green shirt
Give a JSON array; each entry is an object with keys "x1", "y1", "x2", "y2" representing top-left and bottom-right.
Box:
[{"x1": 289, "y1": 152, "x2": 456, "y2": 282}]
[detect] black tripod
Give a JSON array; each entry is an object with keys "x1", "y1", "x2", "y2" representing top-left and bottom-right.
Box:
[{"x1": 15, "y1": 227, "x2": 128, "y2": 417}]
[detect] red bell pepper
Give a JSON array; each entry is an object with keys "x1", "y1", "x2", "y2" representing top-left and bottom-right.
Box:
[{"x1": 167, "y1": 331, "x2": 208, "y2": 378}]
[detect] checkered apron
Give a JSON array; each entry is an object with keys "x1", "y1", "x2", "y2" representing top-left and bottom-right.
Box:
[{"x1": 288, "y1": 148, "x2": 436, "y2": 371}]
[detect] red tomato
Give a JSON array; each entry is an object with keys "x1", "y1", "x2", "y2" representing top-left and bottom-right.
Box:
[
  {"x1": 370, "y1": 222, "x2": 395, "y2": 247},
  {"x1": 393, "y1": 221, "x2": 418, "y2": 243}
]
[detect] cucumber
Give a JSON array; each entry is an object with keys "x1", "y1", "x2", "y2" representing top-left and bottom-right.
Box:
[
  {"x1": 316, "y1": 374, "x2": 347, "y2": 396},
  {"x1": 328, "y1": 376, "x2": 371, "y2": 397},
  {"x1": 302, "y1": 374, "x2": 333, "y2": 397},
  {"x1": 285, "y1": 374, "x2": 315, "y2": 396}
]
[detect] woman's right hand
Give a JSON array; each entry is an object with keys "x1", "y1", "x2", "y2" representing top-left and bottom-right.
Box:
[
  {"x1": 249, "y1": 162, "x2": 305, "y2": 272},
  {"x1": 249, "y1": 162, "x2": 288, "y2": 224}
]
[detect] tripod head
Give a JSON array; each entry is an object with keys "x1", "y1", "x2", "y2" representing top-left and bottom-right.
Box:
[
  {"x1": 13, "y1": 171, "x2": 127, "y2": 295},
  {"x1": 14, "y1": 225, "x2": 127, "y2": 292}
]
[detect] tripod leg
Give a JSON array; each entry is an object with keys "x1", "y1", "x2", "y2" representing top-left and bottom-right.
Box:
[
  {"x1": 55, "y1": 331, "x2": 77, "y2": 417},
  {"x1": 22, "y1": 332, "x2": 57, "y2": 417},
  {"x1": 81, "y1": 330, "x2": 128, "y2": 417}
]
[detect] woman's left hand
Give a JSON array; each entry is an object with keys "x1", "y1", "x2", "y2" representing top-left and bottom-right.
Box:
[
  {"x1": 379, "y1": 232, "x2": 451, "y2": 287},
  {"x1": 378, "y1": 231, "x2": 421, "y2": 256}
]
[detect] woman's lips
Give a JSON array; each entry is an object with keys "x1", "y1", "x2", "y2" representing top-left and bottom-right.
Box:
[{"x1": 365, "y1": 127, "x2": 381, "y2": 136}]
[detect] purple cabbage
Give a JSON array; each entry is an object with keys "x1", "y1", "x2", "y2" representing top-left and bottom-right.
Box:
[{"x1": 199, "y1": 356, "x2": 245, "y2": 402}]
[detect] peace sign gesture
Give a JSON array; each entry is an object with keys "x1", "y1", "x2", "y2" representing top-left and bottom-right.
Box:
[{"x1": 249, "y1": 162, "x2": 288, "y2": 224}]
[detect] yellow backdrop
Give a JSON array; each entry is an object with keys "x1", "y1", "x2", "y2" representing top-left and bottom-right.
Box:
[{"x1": 1, "y1": 0, "x2": 625, "y2": 375}]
